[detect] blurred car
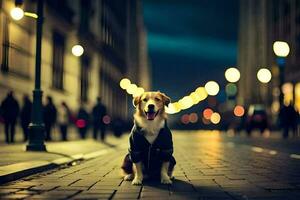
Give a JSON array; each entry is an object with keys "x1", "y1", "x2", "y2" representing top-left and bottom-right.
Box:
[{"x1": 245, "y1": 104, "x2": 268, "y2": 134}]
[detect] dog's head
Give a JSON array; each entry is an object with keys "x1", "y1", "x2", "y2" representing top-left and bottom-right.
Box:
[{"x1": 133, "y1": 91, "x2": 171, "y2": 121}]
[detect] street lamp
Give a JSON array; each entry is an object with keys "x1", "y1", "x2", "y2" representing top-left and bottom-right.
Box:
[
  {"x1": 204, "y1": 81, "x2": 220, "y2": 96},
  {"x1": 225, "y1": 67, "x2": 240, "y2": 83},
  {"x1": 71, "y1": 45, "x2": 84, "y2": 57},
  {"x1": 273, "y1": 41, "x2": 290, "y2": 107},
  {"x1": 257, "y1": 68, "x2": 272, "y2": 83},
  {"x1": 11, "y1": 0, "x2": 46, "y2": 151}
]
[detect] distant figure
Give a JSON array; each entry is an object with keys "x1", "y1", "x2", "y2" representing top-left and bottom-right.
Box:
[
  {"x1": 57, "y1": 101, "x2": 70, "y2": 141},
  {"x1": 112, "y1": 117, "x2": 124, "y2": 138},
  {"x1": 77, "y1": 105, "x2": 89, "y2": 139},
  {"x1": 43, "y1": 96, "x2": 57, "y2": 141},
  {"x1": 279, "y1": 102, "x2": 299, "y2": 138},
  {"x1": 0, "y1": 91, "x2": 20, "y2": 143},
  {"x1": 92, "y1": 97, "x2": 107, "y2": 141},
  {"x1": 20, "y1": 95, "x2": 32, "y2": 141}
]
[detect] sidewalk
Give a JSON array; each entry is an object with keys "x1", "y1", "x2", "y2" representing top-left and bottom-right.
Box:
[{"x1": 0, "y1": 133, "x2": 128, "y2": 184}]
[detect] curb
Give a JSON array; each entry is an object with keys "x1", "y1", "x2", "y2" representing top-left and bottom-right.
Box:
[{"x1": 0, "y1": 149, "x2": 113, "y2": 184}]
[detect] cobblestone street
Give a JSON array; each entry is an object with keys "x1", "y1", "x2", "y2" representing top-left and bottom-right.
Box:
[{"x1": 1, "y1": 131, "x2": 300, "y2": 200}]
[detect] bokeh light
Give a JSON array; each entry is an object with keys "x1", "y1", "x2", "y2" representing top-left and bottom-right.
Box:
[
  {"x1": 234, "y1": 105, "x2": 245, "y2": 117},
  {"x1": 133, "y1": 87, "x2": 144, "y2": 97},
  {"x1": 210, "y1": 112, "x2": 221, "y2": 124},
  {"x1": 120, "y1": 78, "x2": 131, "y2": 89},
  {"x1": 257, "y1": 68, "x2": 272, "y2": 83},
  {"x1": 189, "y1": 113, "x2": 198, "y2": 123},
  {"x1": 225, "y1": 83, "x2": 238, "y2": 96},
  {"x1": 165, "y1": 102, "x2": 181, "y2": 114},
  {"x1": 195, "y1": 87, "x2": 208, "y2": 100},
  {"x1": 181, "y1": 114, "x2": 190, "y2": 124},
  {"x1": 10, "y1": 7, "x2": 24, "y2": 20},
  {"x1": 205, "y1": 81, "x2": 219, "y2": 96},
  {"x1": 72, "y1": 45, "x2": 84, "y2": 57},
  {"x1": 178, "y1": 96, "x2": 193, "y2": 110},
  {"x1": 273, "y1": 41, "x2": 290, "y2": 57},
  {"x1": 203, "y1": 108, "x2": 213, "y2": 120},
  {"x1": 126, "y1": 84, "x2": 138, "y2": 94},
  {"x1": 102, "y1": 115, "x2": 111, "y2": 124},
  {"x1": 225, "y1": 67, "x2": 240, "y2": 83}
]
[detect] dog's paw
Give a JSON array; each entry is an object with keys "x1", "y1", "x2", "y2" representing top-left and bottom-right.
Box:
[
  {"x1": 161, "y1": 174, "x2": 172, "y2": 185},
  {"x1": 124, "y1": 174, "x2": 134, "y2": 181},
  {"x1": 132, "y1": 177, "x2": 143, "y2": 185}
]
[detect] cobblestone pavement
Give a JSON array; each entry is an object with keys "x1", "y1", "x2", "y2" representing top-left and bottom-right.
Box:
[{"x1": 1, "y1": 131, "x2": 300, "y2": 200}]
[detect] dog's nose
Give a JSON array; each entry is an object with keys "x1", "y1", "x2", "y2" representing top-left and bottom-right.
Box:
[{"x1": 148, "y1": 104, "x2": 155, "y2": 110}]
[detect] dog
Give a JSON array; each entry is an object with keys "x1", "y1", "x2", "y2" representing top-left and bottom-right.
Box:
[{"x1": 121, "y1": 91, "x2": 176, "y2": 185}]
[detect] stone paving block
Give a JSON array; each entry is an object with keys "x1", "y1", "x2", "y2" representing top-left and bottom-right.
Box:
[
  {"x1": 0, "y1": 194, "x2": 30, "y2": 199},
  {"x1": 71, "y1": 193, "x2": 112, "y2": 199},
  {"x1": 0, "y1": 188, "x2": 22, "y2": 194}
]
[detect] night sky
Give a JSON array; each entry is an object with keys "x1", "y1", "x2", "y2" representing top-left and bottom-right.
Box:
[{"x1": 143, "y1": 0, "x2": 239, "y2": 102}]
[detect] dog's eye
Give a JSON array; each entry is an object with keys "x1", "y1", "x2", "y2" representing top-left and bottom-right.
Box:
[
  {"x1": 142, "y1": 98, "x2": 148, "y2": 102},
  {"x1": 155, "y1": 97, "x2": 161, "y2": 101}
]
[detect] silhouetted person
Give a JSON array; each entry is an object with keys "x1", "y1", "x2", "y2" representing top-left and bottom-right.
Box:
[
  {"x1": 279, "y1": 102, "x2": 299, "y2": 138},
  {"x1": 112, "y1": 117, "x2": 124, "y2": 138},
  {"x1": 20, "y1": 95, "x2": 32, "y2": 141},
  {"x1": 92, "y1": 97, "x2": 107, "y2": 141},
  {"x1": 77, "y1": 105, "x2": 89, "y2": 139},
  {"x1": 43, "y1": 96, "x2": 57, "y2": 141},
  {"x1": 0, "y1": 91, "x2": 19, "y2": 143},
  {"x1": 57, "y1": 102, "x2": 70, "y2": 141}
]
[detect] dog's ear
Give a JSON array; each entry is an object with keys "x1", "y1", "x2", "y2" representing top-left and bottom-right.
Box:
[
  {"x1": 133, "y1": 95, "x2": 141, "y2": 107},
  {"x1": 159, "y1": 92, "x2": 171, "y2": 106}
]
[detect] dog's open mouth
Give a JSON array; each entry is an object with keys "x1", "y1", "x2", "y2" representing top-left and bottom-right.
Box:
[{"x1": 144, "y1": 110, "x2": 159, "y2": 120}]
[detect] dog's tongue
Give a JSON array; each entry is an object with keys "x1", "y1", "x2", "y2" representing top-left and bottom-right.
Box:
[{"x1": 146, "y1": 112, "x2": 156, "y2": 120}]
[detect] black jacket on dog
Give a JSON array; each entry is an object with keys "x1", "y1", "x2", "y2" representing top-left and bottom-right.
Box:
[{"x1": 122, "y1": 122, "x2": 176, "y2": 178}]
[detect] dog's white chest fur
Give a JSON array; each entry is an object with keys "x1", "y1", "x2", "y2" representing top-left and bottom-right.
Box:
[{"x1": 136, "y1": 119, "x2": 165, "y2": 145}]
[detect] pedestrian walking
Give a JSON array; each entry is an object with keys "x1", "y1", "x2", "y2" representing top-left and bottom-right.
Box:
[
  {"x1": 279, "y1": 102, "x2": 299, "y2": 138},
  {"x1": 76, "y1": 105, "x2": 89, "y2": 139},
  {"x1": 20, "y1": 95, "x2": 32, "y2": 141},
  {"x1": 91, "y1": 97, "x2": 107, "y2": 141},
  {"x1": 0, "y1": 91, "x2": 20, "y2": 143},
  {"x1": 43, "y1": 96, "x2": 57, "y2": 141},
  {"x1": 57, "y1": 101, "x2": 70, "y2": 141}
]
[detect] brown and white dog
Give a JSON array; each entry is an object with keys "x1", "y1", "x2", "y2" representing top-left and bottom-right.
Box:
[{"x1": 121, "y1": 91, "x2": 176, "y2": 185}]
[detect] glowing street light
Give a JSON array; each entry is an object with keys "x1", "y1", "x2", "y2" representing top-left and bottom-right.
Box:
[
  {"x1": 72, "y1": 45, "x2": 84, "y2": 57},
  {"x1": 273, "y1": 41, "x2": 290, "y2": 57},
  {"x1": 10, "y1": 7, "x2": 24, "y2": 20},
  {"x1": 119, "y1": 78, "x2": 131, "y2": 90},
  {"x1": 225, "y1": 67, "x2": 240, "y2": 83},
  {"x1": 205, "y1": 81, "x2": 219, "y2": 96},
  {"x1": 257, "y1": 68, "x2": 272, "y2": 83},
  {"x1": 126, "y1": 84, "x2": 138, "y2": 95},
  {"x1": 133, "y1": 87, "x2": 144, "y2": 97}
]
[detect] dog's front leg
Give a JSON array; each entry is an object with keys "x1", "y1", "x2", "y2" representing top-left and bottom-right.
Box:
[
  {"x1": 161, "y1": 162, "x2": 172, "y2": 184},
  {"x1": 132, "y1": 162, "x2": 143, "y2": 185}
]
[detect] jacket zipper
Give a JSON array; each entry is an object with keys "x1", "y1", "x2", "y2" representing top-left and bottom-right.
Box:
[{"x1": 147, "y1": 144, "x2": 152, "y2": 170}]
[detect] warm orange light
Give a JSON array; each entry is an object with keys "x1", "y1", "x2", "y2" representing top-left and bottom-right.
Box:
[
  {"x1": 189, "y1": 113, "x2": 198, "y2": 123},
  {"x1": 234, "y1": 105, "x2": 245, "y2": 117},
  {"x1": 203, "y1": 108, "x2": 213, "y2": 120}
]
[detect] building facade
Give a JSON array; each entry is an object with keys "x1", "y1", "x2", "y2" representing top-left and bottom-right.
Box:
[
  {"x1": 0, "y1": 0, "x2": 150, "y2": 121},
  {"x1": 238, "y1": 0, "x2": 300, "y2": 115}
]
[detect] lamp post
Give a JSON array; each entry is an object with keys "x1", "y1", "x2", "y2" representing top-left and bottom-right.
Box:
[
  {"x1": 273, "y1": 41, "x2": 290, "y2": 107},
  {"x1": 26, "y1": 0, "x2": 46, "y2": 151}
]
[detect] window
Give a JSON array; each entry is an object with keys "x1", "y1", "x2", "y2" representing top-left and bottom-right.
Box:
[
  {"x1": 52, "y1": 31, "x2": 65, "y2": 90},
  {"x1": 80, "y1": 56, "x2": 90, "y2": 102}
]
